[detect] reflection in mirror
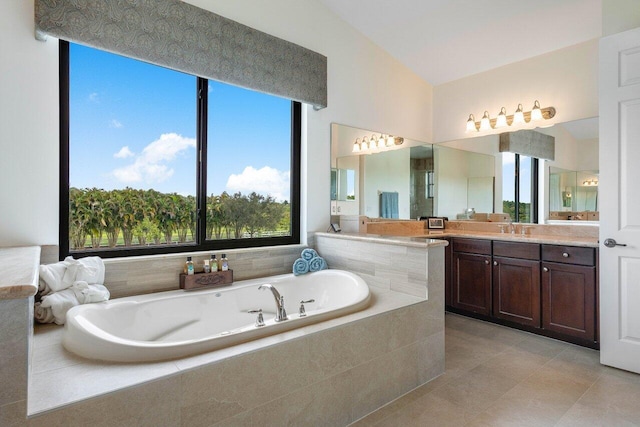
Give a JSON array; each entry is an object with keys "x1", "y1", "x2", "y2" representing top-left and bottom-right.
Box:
[{"x1": 549, "y1": 166, "x2": 598, "y2": 221}]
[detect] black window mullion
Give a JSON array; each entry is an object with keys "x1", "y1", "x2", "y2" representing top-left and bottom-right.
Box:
[
  {"x1": 514, "y1": 153, "x2": 520, "y2": 222},
  {"x1": 531, "y1": 158, "x2": 539, "y2": 223},
  {"x1": 59, "y1": 40, "x2": 70, "y2": 260},
  {"x1": 196, "y1": 78, "x2": 208, "y2": 244}
]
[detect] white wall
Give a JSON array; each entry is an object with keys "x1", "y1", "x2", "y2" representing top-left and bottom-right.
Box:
[
  {"x1": 577, "y1": 138, "x2": 599, "y2": 171},
  {"x1": 433, "y1": 40, "x2": 599, "y2": 144},
  {"x1": 0, "y1": 0, "x2": 433, "y2": 248},
  {"x1": 0, "y1": 1, "x2": 60, "y2": 246}
]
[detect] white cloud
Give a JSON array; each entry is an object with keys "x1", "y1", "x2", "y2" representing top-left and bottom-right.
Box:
[
  {"x1": 111, "y1": 133, "x2": 195, "y2": 185},
  {"x1": 110, "y1": 119, "x2": 123, "y2": 129},
  {"x1": 113, "y1": 146, "x2": 134, "y2": 159},
  {"x1": 226, "y1": 166, "x2": 290, "y2": 202},
  {"x1": 88, "y1": 92, "x2": 99, "y2": 103}
]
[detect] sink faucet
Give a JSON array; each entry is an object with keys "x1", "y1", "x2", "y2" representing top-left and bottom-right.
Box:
[{"x1": 258, "y1": 284, "x2": 288, "y2": 322}]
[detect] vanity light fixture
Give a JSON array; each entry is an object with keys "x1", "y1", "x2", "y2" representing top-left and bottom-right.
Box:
[
  {"x1": 352, "y1": 134, "x2": 403, "y2": 154},
  {"x1": 352, "y1": 138, "x2": 361, "y2": 153},
  {"x1": 466, "y1": 100, "x2": 556, "y2": 132},
  {"x1": 583, "y1": 179, "x2": 599, "y2": 186}
]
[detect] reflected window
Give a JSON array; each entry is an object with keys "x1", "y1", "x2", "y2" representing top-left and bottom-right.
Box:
[{"x1": 502, "y1": 153, "x2": 538, "y2": 223}]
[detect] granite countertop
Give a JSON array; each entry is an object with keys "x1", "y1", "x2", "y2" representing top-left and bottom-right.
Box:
[
  {"x1": 317, "y1": 230, "x2": 598, "y2": 248},
  {"x1": 0, "y1": 246, "x2": 41, "y2": 299},
  {"x1": 410, "y1": 230, "x2": 599, "y2": 248},
  {"x1": 315, "y1": 232, "x2": 450, "y2": 248}
]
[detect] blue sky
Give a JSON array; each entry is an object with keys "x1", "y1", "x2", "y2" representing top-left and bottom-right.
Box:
[
  {"x1": 69, "y1": 43, "x2": 292, "y2": 201},
  {"x1": 502, "y1": 153, "x2": 531, "y2": 202}
]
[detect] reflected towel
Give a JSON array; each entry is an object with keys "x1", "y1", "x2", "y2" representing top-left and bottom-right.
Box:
[
  {"x1": 380, "y1": 192, "x2": 399, "y2": 219},
  {"x1": 301, "y1": 248, "x2": 318, "y2": 261},
  {"x1": 293, "y1": 258, "x2": 309, "y2": 276},
  {"x1": 308, "y1": 256, "x2": 328, "y2": 272}
]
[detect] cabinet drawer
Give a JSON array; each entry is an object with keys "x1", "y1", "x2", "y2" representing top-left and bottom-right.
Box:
[
  {"x1": 453, "y1": 238, "x2": 491, "y2": 255},
  {"x1": 494, "y1": 241, "x2": 540, "y2": 260},
  {"x1": 542, "y1": 245, "x2": 595, "y2": 266}
]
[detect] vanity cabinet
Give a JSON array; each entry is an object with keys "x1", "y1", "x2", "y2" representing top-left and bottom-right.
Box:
[
  {"x1": 451, "y1": 238, "x2": 492, "y2": 316},
  {"x1": 446, "y1": 238, "x2": 598, "y2": 348},
  {"x1": 492, "y1": 242, "x2": 541, "y2": 328},
  {"x1": 541, "y1": 245, "x2": 596, "y2": 342}
]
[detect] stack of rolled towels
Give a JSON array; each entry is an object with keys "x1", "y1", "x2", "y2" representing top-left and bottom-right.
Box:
[
  {"x1": 293, "y1": 248, "x2": 328, "y2": 276},
  {"x1": 34, "y1": 256, "x2": 110, "y2": 325}
]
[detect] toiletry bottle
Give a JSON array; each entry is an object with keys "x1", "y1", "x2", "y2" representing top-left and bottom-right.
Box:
[
  {"x1": 210, "y1": 254, "x2": 218, "y2": 272},
  {"x1": 185, "y1": 256, "x2": 195, "y2": 275},
  {"x1": 221, "y1": 254, "x2": 229, "y2": 271},
  {"x1": 203, "y1": 259, "x2": 211, "y2": 273}
]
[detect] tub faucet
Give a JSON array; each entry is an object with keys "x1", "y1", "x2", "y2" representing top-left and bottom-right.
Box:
[{"x1": 258, "y1": 284, "x2": 288, "y2": 322}]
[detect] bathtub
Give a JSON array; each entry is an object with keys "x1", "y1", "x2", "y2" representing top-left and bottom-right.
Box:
[{"x1": 62, "y1": 269, "x2": 370, "y2": 362}]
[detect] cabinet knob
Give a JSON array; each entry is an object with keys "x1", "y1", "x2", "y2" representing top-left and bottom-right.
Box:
[
  {"x1": 493, "y1": 261, "x2": 498, "y2": 266},
  {"x1": 484, "y1": 260, "x2": 489, "y2": 265},
  {"x1": 543, "y1": 267, "x2": 549, "y2": 272},
  {"x1": 562, "y1": 252, "x2": 570, "y2": 258}
]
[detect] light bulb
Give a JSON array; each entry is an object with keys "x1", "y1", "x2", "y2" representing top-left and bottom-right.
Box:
[
  {"x1": 352, "y1": 138, "x2": 361, "y2": 153},
  {"x1": 513, "y1": 104, "x2": 525, "y2": 124},
  {"x1": 495, "y1": 107, "x2": 508, "y2": 128},
  {"x1": 386, "y1": 135, "x2": 394, "y2": 147},
  {"x1": 361, "y1": 137, "x2": 369, "y2": 150},
  {"x1": 531, "y1": 100, "x2": 543, "y2": 121},
  {"x1": 466, "y1": 114, "x2": 477, "y2": 132},
  {"x1": 480, "y1": 111, "x2": 491, "y2": 131}
]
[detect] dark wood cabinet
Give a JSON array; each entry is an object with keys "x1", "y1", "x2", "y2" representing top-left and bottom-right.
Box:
[
  {"x1": 447, "y1": 238, "x2": 598, "y2": 348},
  {"x1": 542, "y1": 262, "x2": 596, "y2": 342},
  {"x1": 493, "y1": 256, "x2": 541, "y2": 327},
  {"x1": 452, "y1": 240, "x2": 492, "y2": 316}
]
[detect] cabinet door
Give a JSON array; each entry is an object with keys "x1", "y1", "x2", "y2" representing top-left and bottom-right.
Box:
[
  {"x1": 492, "y1": 257, "x2": 541, "y2": 327},
  {"x1": 542, "y1": 262, "x2": 596, "y2": 341},
  {"x1": 445, "y1": 238, "x2": 452, "y2": 308},
  {"x1": 452, "y1": 252, "x2": 491, "y2": 315}
]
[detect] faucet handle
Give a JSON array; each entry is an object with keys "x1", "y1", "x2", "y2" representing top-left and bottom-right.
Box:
[
  {"x1": 299, "y1": 299, "x2": 315, "y2": 317},
  {"x1": 248, "y1": 309, "x2": 265, "y2": 327}
]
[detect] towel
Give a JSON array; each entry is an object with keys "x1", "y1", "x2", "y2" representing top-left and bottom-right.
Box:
[
  {"x1": 293, "y1": 258, "x2": 309, "y2": 276},
  {"x1": 380, "y1": 192, "x2": 399, "y2": 219},
  {"x1": 308, "y1": 256, "x2": 328, "y2": 272},
  {"x1": 38, "y1": 256, "x2": 105, "y2": 296},
  {"x1": 36, "y1": 282, "x2": 110, "y2": 325},
  {"x1": 301, "y1": 248, "x2": 318, "y2": 261}
]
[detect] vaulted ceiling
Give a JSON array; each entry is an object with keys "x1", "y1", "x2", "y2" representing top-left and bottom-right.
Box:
[{"x1": 318, "y1": 0, "x2": 602, "y2": 85}]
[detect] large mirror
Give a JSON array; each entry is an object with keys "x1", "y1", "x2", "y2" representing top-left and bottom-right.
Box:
[{"x1": 330, "y1": 117, "x2": 599, "y2": 223}]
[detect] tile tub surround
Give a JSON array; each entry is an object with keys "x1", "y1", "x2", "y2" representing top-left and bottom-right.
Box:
[{"x1": 21, "y1": 287, "x2": 443, "y2": 426}]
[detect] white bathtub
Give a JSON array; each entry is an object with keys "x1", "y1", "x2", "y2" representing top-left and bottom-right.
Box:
[{"x1": 62, "y1": 269, "x2": 370, "y2": 362}]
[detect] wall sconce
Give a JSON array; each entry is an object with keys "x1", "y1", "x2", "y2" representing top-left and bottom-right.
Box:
[
  {"x1": 466, "y1": 100, "x2": 556, "y2": 133},
  {"x1": 583, "y1": 179, "x2": 598, "y2": 186},
  {"x1": 352, "y1": 134, "x2": 404, "y2": 153}
]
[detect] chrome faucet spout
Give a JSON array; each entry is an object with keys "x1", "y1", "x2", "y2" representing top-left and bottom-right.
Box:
[{"x1": 258, "y1": 284, "x2": 288, "y2": 321}]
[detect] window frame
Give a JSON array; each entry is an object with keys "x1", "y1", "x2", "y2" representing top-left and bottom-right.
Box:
[
  {"x1": 59, "y1": 40, "x2": 301, "y2": 259},
  {"x1": 510, "y1": 153, "x2": 539, "y2": 224}
]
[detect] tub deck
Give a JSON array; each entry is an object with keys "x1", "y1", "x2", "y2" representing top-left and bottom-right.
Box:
[{"x1": 29, "y1": 286, "x2": 427, "y2": 415}]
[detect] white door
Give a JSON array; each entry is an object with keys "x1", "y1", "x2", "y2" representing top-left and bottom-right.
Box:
[{"x1": 600, "y1": 26, "x2": 640, "y2": 373}]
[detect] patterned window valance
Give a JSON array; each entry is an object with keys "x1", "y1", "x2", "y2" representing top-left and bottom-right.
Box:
[{"x1": 35, "y1": 0, "x2": 327, "y2": 109}]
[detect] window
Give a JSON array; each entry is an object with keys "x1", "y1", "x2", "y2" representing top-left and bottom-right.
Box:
[
  {"x1": 502, "y1": 153, "x2": 538, "y2": 223},
  {"x1": 60, "y1": 41, "x2": 300, "y2": 258}
]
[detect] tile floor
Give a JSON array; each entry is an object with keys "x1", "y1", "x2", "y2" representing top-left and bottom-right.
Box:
[{"x1": 351, "y1": 313, "x2": 640, "y2": 426}]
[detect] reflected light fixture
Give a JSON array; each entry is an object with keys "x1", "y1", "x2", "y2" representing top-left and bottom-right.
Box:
[
  {"x1": 465, "y1": 100, "x2": 556, "y2": 132},
  {"x1": 583, "y1": 179, "x2": 599, "y2": 186},
  {"x1": 466, "y1": 114, "x2": 476, "y2": 133},
  {"x1": 352, "y1": 138, "x2": 361, "y2": 153},
  {"x1": 480, "y1": 111, "x2": 491, "y2": 131},
  {"x1": 386, "y1": 135, "x2": 395, "y2": 147},
  {"x1": 495, "y1": 107, "x2": 508, "y2": 128}
]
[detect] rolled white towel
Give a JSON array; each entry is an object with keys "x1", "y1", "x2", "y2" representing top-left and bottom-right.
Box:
[
  {"x1": 38, "y1": 258, "x2": 73, "y2": 296},
  {"x1": 61, "y1": 256, "x2": 106, "y2": 290},
  {"x1": 71, "y1": 281, "x2": 110, "y2": 304},
  {"x1": 36, "y1": 283, "x2": 111, "y2": 325},
  {"x1": 34, "y1": 302, "x2": 55, "y2": 324},
  {"x1": 38, "y1": 288, "x2": 80, "y2": 325}
]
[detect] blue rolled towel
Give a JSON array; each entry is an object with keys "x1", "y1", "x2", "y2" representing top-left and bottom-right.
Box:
[
  {"x1": 301, "y1": 248, "x2": 318, "y2": 261},
  {"x1": 309, "y1": 256, "x2": 328, "y2": 272},
  {"x1": 293, "y1": 258, "x2": 309, "y2": 276}
]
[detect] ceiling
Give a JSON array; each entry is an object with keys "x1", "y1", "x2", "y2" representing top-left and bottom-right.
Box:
[{"x1": 318, "y1": 0, "x2": 602, "y2": 86}]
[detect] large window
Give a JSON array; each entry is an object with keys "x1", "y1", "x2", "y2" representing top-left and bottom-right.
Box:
[
  {"x1": 60, "y1": 41, "x2": 300, "y2": 258},
  {"x1": 502, "y1": 153, "x2": 539, "y2": 223}
]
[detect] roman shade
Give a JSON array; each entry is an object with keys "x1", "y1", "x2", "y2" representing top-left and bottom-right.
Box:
[
  {"x1": 35, "y1": 0, "x2": 327, "y2": 109},
  {"x1": 499, "y1": 130, "x2": 555, "y2": 161}
]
